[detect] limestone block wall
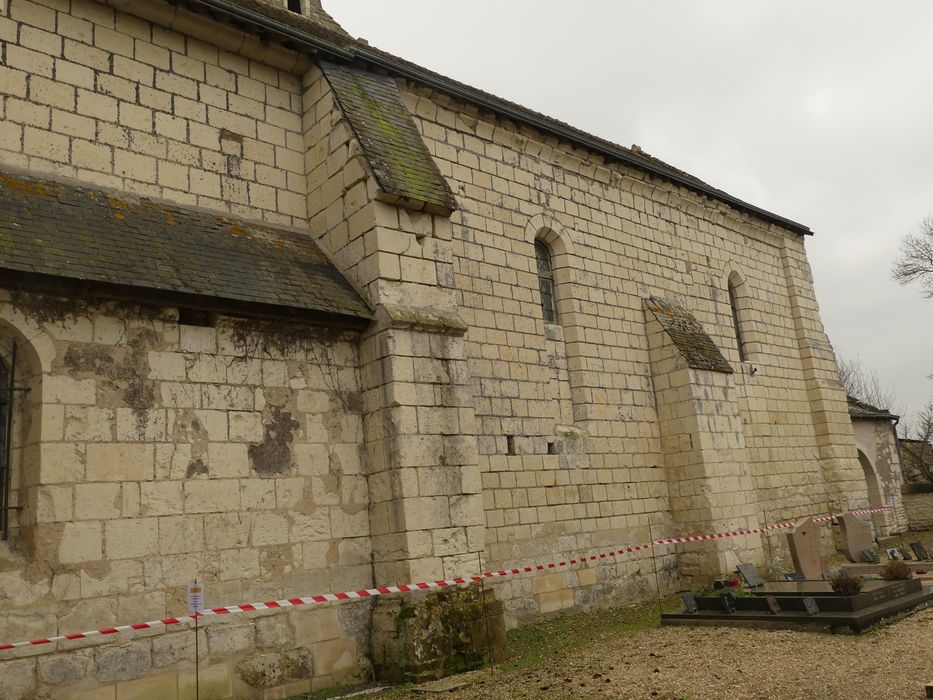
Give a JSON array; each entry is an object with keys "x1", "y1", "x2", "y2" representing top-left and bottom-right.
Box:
[
  {"x1": 645, "y1": 309, "x2": 761, "y2": 578},
  {"x1": 0, "y1": 0, "x2": 308, "y2": 227},
  {"x1": 0, "y1": 290, "x2": 371, "y2": 698},
  {"x1": 399, "y1": 80, "x2": 864, "y2": 619},
  {"x1": 902, "y1": 488, "x2": 933, "y2": 530},
  {"x1": 851, "y1": 418, "x2": 907, "y2": 534}
]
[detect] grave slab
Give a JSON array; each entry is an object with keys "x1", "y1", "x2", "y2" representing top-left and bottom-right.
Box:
[
  {"x1": 839, "y1": 512, "x2": 874, "y2": 563},
  {"x1": 787, "y1": 517, "x2": 823, "y2": 579}
]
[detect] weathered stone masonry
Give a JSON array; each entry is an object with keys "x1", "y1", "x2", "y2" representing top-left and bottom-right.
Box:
[{"x1": 0, "y1": 0, "x2": 878, "y2": 697}]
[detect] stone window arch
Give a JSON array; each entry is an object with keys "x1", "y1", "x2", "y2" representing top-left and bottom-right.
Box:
[
  {"x1": 535, "y1": 239, "x2": 558, "y2": 324},
  {"x1": 727, "y1": 271, "x2": 750, "y2": 362},
  {"x1": 0, "y1": 328, "x2": 44, "y2": 547}
]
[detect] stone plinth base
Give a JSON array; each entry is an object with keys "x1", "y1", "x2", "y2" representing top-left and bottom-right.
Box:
[{"x1": 371, "y1": 584, "x2": 506, "y2": 682}]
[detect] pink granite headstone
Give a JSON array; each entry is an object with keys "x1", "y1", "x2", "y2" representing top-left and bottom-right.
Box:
[
  {"x1": 838, "y1": 512, "x2": 874, "y2": 563},
  {"x1": 787, "y1": 517, "x2": 822, "y2": 579}
]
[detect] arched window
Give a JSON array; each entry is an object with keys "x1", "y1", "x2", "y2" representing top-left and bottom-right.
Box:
[
  {"x1": 0, "y1": 350, "x2": 13, "y2": 539},
  {"x1": 535, "y1": 240, "x2": 557, "y2": 324},
  {"x1": 728, "y1": 276, "x2": 746, "y2": 361}
]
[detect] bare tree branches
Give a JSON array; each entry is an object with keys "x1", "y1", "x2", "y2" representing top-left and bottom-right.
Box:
[
  {"x1": 892, "y1": 217, "x2": 933, "y2": 298},
  {"x1": 836, "y1": 353, "x2": 895, "y2": 409},
  {"x1": 911, "y1": 401, "x2": 933, "y2": 482}
]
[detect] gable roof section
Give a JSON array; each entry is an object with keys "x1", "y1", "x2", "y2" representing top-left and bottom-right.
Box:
[
  {"x1": 318, "y1": 60, "x2": 458, "y2": 215},
  {"x1": 0, "y1": 170, "x2": 372, "y2": 326},
  {"x1": 847, "y1": 395, "x2": 898, "y2": 421},
  {"x1": 645, "y1": 297, "x2": 733, "y2": 374},
  {"x1": 179, "y1": 0, "x2": 811, "y2": 236}
]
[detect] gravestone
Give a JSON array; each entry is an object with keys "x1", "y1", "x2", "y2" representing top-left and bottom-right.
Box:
[
  {"x1": 682, "y1": 593, "x2": 698, "y2": 614},
  {"x1": 737, "y1": 563, "x2": 765, "y2": 588},
  {"x1": 784, "y1": 572, "x2": 805, "y2": 582},
  {"x1": 838, "y1": 512, "x2": 874, "y2": 563},
  {"x1": 765, "y1": 595, "x2": 782, "y2": 614},
  {"x1": 861, "y1": 548, "x2": 880, "y2": 564},
  {"x1": 885, "y1": 548, "x2": 900, "y2": 561},
  {"x1": 910, "y1": 542, "x2": 931, "y2": 561},
  {"x1": 802, "y1": 597, "x2": 819, "y2": 616},
  {"x1": 719, "y1": 592, "x2": 736, "y2": 614},
  {"x1": 898, "y1": 547, "x2": 913, "y2": 561},
  {"x1": 787, "y1": 517, "x2": 822, "y2": 579}
]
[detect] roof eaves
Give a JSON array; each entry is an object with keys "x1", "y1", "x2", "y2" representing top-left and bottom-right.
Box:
[{"x1": 181, "y1": 0, "x2": 813, "y2": 237}]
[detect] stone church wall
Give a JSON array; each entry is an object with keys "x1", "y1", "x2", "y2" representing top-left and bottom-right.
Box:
[
  {"x1": 0, "y1": 0, "x2": 873, "y2": 694},
  {"x1": 0, "y1": 290, "x2": 371, "y2": 698},
  {"x1": 399, "y1": 80, "x2": 866, "y2": 622},
  {"x1": 0, "y1": 0, "x2": 308, "y2": 228}
]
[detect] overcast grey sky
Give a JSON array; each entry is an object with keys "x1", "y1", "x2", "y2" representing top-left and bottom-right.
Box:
[{"x1": 329, "y1": 1, "x2": 933, "y2": 425}]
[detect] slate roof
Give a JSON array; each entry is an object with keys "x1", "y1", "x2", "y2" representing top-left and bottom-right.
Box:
[
  {"x1": 0, "y1": 169, "x2": 372, "y2": 324},
  {"x1": 847, "y1": 395, "x2": 898, "y2": 421},
  {"x1": 645, "y1": 297, "x2": 733, "y2": 374},
  {"x1": 319, "y1": 60, "x2": 458, "y2": 215}
]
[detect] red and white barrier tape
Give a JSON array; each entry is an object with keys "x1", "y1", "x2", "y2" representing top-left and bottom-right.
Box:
[{"x1": 0, "y1": 506, "x2": 895, "y2": 652}]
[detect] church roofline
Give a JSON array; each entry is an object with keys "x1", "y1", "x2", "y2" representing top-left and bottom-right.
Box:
[{"x1": 183, "y1": 0, "x2": 814, "y2": 237}]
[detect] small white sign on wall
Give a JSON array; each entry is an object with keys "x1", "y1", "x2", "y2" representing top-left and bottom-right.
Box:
[{"x1": 187, "y1": 582, "x2": 205, "y2": 615}]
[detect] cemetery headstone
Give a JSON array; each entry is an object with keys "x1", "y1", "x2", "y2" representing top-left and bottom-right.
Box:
[
  {"x1": 802, "y1": 597, "x2": 819, "y2": 616},
  {"x1": 737, "y1": 563, "x2": 765, "y2": 588},
  {"x1": 910, "y1": 542, "x2": 931, "y2": 561},
  {"x1": 898, "y1": 547, "x2": 913, "y2": 561},
  {"x1": 861, "y1": 548, "x2": 880, "y2": 564},
  {"x1": 787, "y1": 517, "x2": 822, "y2": 579},
  {"x1": 838, "y1": 512, "x2": 874, "y2": 563},
  {"x1": 885, "y1": 548, "x2": 900, "y2": 561},
  {"x1": 682, "y1": 593, "x2": 698, "y2": 614}
]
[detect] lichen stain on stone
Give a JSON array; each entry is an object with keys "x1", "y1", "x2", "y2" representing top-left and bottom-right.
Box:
[
  {"x1": 11, "y1": 290, "x2": 88, "y2": 326},
  {"x1": 249, "y1": 406, "x2": 300, "y2": 478},
  {"x1": 259, "y1": 544, "x2": 293, "y2": 578},
  {"x1": 185, "y1": 459, "x2": 208, "y2": 479},
  {"x1": 0, "y1": 173, "x2": 58, "y2": 197},
  {"x1": 379, "y1": 585, "x2": 507, "y2": 682},
  {"x1": 63, "y1": 345, "x2": 125, "y2": 381}
]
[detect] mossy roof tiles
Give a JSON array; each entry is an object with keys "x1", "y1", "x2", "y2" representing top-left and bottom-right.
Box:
[
  {"x1": 645, "y1": 297, "x2": 733, "y2": 374},
  {"x1": 0, "y1": 169, "x2": 372, "y2": 323},
  {"x1": 319, "y1": 60, "x2": 457, "y2": 215}
]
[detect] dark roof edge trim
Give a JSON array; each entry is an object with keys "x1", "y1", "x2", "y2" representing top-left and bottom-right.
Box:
[
  {"x1": 194, "y1": 0, "x2": 812, "y2": 237},
  {"x1": 354, "y1": 49, "x2": 812, "y2": 237},
  {"x1": 184, "y1": 0, "x2": 354, "y2": 59},
  {"x1": 1, "y1": 271, "x2": 373, "y2": 331}
]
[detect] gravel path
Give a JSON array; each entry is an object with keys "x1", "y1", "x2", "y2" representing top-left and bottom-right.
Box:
[{"x1": 389, "y1": 607, "x2": 933, "y2": 700}]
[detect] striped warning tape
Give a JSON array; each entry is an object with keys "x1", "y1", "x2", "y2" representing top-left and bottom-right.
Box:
[{"x1": 0, "y1": 505, "x2": 895, "y2": 651}]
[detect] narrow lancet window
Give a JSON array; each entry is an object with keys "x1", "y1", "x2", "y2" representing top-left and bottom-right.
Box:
[
  {"x1": 0, "y1": 353, "x2": 12, "y2": 539},
  {"x1": 728, "y1": 278, "x2": 746, "y2": 361},
  {"x1": 535, "y1": 240, "x2": 557, "y2": 324}
]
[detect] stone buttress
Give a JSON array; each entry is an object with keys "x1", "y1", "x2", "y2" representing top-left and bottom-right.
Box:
[
  {"x1": 644, "y1": 297, "x2": 763, "y2": 579},
  {"x1": 302, "y1": 60, "x2": 504, "y2": 679}
]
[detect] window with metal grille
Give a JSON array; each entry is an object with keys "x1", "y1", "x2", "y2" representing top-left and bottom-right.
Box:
[
  {"x1": 728, "y1": 279, "x2": 746, "y2": 361},
  {"x1": 535, "y1": 240, "x2": 557, "y2": 324},
  {"x1": 0, "y1": 348, "x2": 13, "y2": 539}
]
